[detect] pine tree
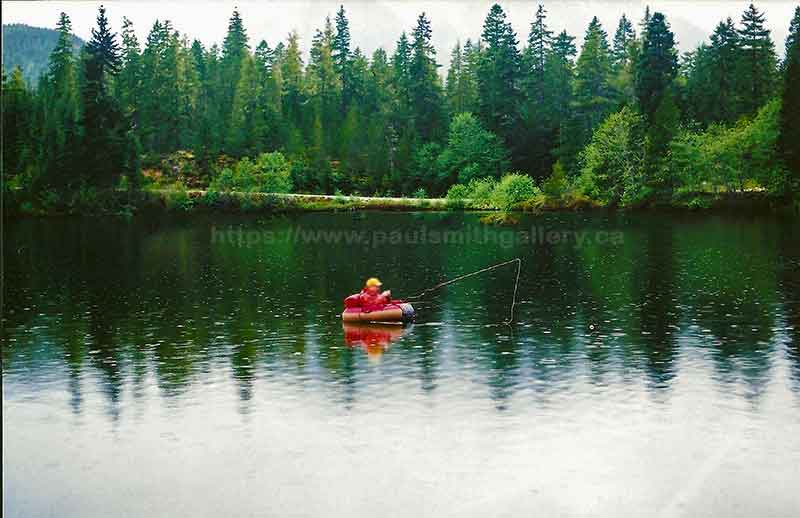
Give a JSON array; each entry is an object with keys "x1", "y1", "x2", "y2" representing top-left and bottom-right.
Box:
[
  {"x1": 228, "y1": 53, "x2": 263, "y2": 156},
  {"x1": 364, "y1": 48, "x2": 393, "y2": 186},
  {"x1": 477, "y1": 4, "x2": 520, "y2": 147},
  {"x1": 737, "y1": 3, "x2": 778, "y2": 115},
  {"x1": 635, "y1": 12, "x2": 677, "y2": 121},
  {"x1": 709, "y1": 18, "x2": 741, "y2": 123},
  {"x1": 392, "y1": 32, "x2": 413, "y2": 121},
  {"x1": 81, "y1": 4, "x2": 125, "y2": 187},
  {"x1": 309, "y1": 18, "x2": 341, "y2": 156},
  {"x1": 39, "y1": 12, "x2": 81, "y2": 188},
  {"x1": 446, "y1": 42, "x2": 464, "y2": 114},
  {"x1": 117, "y1": 17, "x2": 142, "y2": 115},
  {"x1": 611, "y1": 14, "x2": 636, "y2": 69},
  {"x1": 562, "y1": 16, "x2": 612, "y2": 172},
  {"x1": 786, "y1": 7, "x2": 800, "y2": 61},
  {"x1": 548, "y1": 30, "x2": 577, "y2": 121},
  {"x1": 140, "y1": 20, "x2": 168, "y2": 151},
  {"x1": 523, "y1": 4, "x2": 553, "y2": 103},
  {"x1": 409, "y1": 12, "x2": 445, "y2": 142},
  {"x1": 780, "y1": 15, "x2": 800, "y2": 194},
  {"x1": 1, "y1": 67, "x2": 34, "y2": 179},
  {"x1": 445, "y1": 41, "x2": 479, "y2": 117},
  {"x1": 220, "y1": 10, "x2": 250, "y2": 135},
  {"x1": 281, "y1": 31, "x2": 306, "y2": 137},
  {"x1": 332, "y1": 5, "x2": 352, "y2": 109}
]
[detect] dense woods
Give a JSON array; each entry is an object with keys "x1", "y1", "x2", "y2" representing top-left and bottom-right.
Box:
[{"x1": 2, "y1": 3, "x2": 799, "y2": 212}]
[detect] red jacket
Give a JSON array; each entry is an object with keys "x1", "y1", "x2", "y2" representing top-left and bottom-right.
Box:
[{"x1": 344, "y1": 289, "x2": 392, "y2": 311}]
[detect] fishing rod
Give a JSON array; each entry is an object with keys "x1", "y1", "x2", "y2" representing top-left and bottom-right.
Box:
[{"x1": 404, "y1": 258, "x2": 522, "y2": 325}]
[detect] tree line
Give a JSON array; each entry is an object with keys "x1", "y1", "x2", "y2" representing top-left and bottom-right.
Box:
[{"x1": 2, "y1": 3, "x2": 799, "y2": 206}]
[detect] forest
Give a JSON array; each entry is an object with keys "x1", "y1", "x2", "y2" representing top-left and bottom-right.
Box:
[{"x1": 2, "y1": 3, "x2": 799, "y2": 213}]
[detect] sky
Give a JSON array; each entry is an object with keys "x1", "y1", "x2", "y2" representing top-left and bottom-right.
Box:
[{"x1": 2, "y1": 1, "x2": 796, "y2": 69}]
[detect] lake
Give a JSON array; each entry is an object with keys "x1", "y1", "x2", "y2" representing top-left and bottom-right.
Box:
[{"x1": 3, "y1": 211, "x2": 800, "y2": 517}]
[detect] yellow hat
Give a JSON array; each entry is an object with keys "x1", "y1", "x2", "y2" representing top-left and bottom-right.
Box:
[{"x1": 365, "y1": 277, "x2": 382, "y2": 287}]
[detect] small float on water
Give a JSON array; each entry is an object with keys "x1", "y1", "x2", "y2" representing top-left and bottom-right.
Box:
[
  {"x1": 341, "y1": 301, "x2": 416, "y2": 323},
  {"x1": 342, "y1": 277, "x2": 415, "y2": 324}
]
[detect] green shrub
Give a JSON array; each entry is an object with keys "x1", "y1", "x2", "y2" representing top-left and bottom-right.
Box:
[
  {"x1": 466, "y1": 177, "x2": 496, "y2": 208},
  {"x1": 668, "y1": 98, "x2": 785, "y2": 195},
  {"x1": 412, "y1": 188, "x2": 428, "y2": 199},
  {"x1": 209, "y1": 152, "x2": 293, "y2": 193},
  {"x1": 542, "y1": 160, "x2": 568, "y2": 199},
  {"x1": 446, "y1": 184, "x2": 470, "y2": 200},
  {"x1": 490, "y1": 173, "x2": 539, "y2": 211},
  {"x1": 577, "y1": 107, "x2": 646, "y2": 207}
]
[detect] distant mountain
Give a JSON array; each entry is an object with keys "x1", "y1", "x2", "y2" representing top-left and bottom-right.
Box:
[{"x1": 2, "y1": 23, "x2": 84, "y2": 85}]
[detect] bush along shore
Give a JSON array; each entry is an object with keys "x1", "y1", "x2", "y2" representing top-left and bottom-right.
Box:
[
  {"x1": 5, "y1": 170, "x2": 793, "y2": 219},
  {"x1": 4, "y1": 5, "x2": 800, "y2": 218}
]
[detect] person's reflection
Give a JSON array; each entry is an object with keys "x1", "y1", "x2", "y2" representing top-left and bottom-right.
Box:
[{"x1": 342, "y1": 323, "x2": 410, "y2": 360}]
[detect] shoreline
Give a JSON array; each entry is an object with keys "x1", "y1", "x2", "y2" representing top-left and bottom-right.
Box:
[{"x1": 4, "y1": 188, "x2": 798, "y2": 217}]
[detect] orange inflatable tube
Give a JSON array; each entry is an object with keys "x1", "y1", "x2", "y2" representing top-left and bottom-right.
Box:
[{"x1": 341, "y1": 302, "x2": 415, "y2": 323}]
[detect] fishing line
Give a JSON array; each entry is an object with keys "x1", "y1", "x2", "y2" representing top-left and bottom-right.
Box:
[{"x1": 405, "y1": 258, "x2": 522, "y2": 325}]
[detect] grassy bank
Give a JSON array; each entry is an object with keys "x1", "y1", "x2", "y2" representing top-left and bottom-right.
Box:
[{"x1": 6, "y1": 185, "x2": 796, "y2": 218}]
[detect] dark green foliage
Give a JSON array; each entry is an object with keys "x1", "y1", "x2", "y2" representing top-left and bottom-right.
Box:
[
  {"x1": 611, "y1": 15, "x2": 636, "y2": 69},
  {"x1": 81, "y1": 5, "x2": 126, "y2": 187},
  {"x1": 5, "y1": 3, "x2": 792, "y2": 210},
  {"x1": 37, "y1": 12, "x2": 81, "y2": 189},
  {"x1": 780, "y1": 20, "x2": 800, "y2": 194},
  {"x1": 437, "y1": 112, "x2": 510, "y2": 188},
  {"x1": 786, "y1": 7, "x2": 800, "y2": 60},
  {"x1": 478, "y1": 4, "x2": 520, "y2": 148},
  {"x1": 410, "y1": 13, "x2": 445, "y2": 142},
  {"x1": 737, "y1": 4, "x2": 778, "y2": 115},
  {"x1": 560, "y1": 17, "x2": 612, "y2": 174},
  {"x1": 635, "y1": 12, "x2": 677, "y2": 121},
  {"x1": 445, "y1": 41, "x2": 479, "y2": 116},
  {"x1": 2, "y1": 68, "x2": 35, "y2": 180}
]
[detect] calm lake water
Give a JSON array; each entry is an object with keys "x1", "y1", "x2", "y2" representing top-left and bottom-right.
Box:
[{"x1": 3, "y1": 211, "x2": 800, "y2": 517}]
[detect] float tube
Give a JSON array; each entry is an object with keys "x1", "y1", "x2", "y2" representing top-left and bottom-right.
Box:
[{"x1": 341, "y1": 302, "x2": 415, "y2": 323}]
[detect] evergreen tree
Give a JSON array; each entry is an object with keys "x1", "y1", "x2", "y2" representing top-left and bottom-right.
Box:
[
  {"x1": 116, "y1": 17, "x2": 141, "y2": 115},
  {"x1": 39, "y1": 12, "x2": 81, "y2": 188},
  {"x1": 561, "y1": 17, "x2": 612, "y2": 173},
  {"x1": 228, "y1": 53, "x2": 264, "y2": 156},
  {"x1": 445, "y1": 40, "x2": 479, "y2": 117},
  {"x1": 81, "y1": 5, "x2": 125, "y2": 187},
  {"x1": 281, "y1": 31, "x2": 306, "y2": 141},
  {"x1": 786, "y1": 7, "x2": 800, "y2": 61},
  {"x1": 548, "y1": 30, "x2": 577, "y2": 121},
  {"x1": 332, "y1": 5, "x2": 352, "y2": 108},
  {"x1": 709, "y1": 19, "x2": 741, "y2": 123},
  {"x1": 446, "y1": 42, "x2": 465, "y2": 114},
  {"x1": 523, "y1": 4, "x2": 553, "y2": 103},
  {"x1": 780, "y1": 15, "x2": 800, "y2": 194},
  {"x1": 737, "y1": 3, "x2": 778, "y2": 115},
  {"x1": 611, "y1": 14, "x2": 636, "y2": 69},
  {"x1": 477, "y1": 4, "x2": 520, "y2": 148},
  {"x1": 635, "y1": 12, "x2": 677, "y2": 121},
  {"x1": 309, "y1": 18, "x2": 341, "y2": 156},
  {"x1": 364, "y1": 48, "x2": 393, "y2": 187},
  {"x1": 409, "y1": 12, "x2": 445, "y2": 141},
  {"x1": 1, "y1": 67, "x2": 34, "y2": 179},
  {"x1": 140, "y1": 20, "x2": 168, "y2": 151},
  {"x1": 391, "y1": 31, "x2": 413, "y2": 121},
  {"x1": 220, "y1": 10, "x2": 250, "y2": 137}
]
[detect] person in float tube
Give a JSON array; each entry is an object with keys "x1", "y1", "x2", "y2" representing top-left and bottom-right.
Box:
[{"x1": 344, "y1": 277, "x2": 392, "y2": 313}]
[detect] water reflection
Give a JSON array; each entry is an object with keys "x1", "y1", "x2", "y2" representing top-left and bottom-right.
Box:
[
  {"x1": 343, "y1": 322, "x2": 411, "y2": 359},
  {"x1": 3, "y1": 212, "x2": 799, "y2": 419}
]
